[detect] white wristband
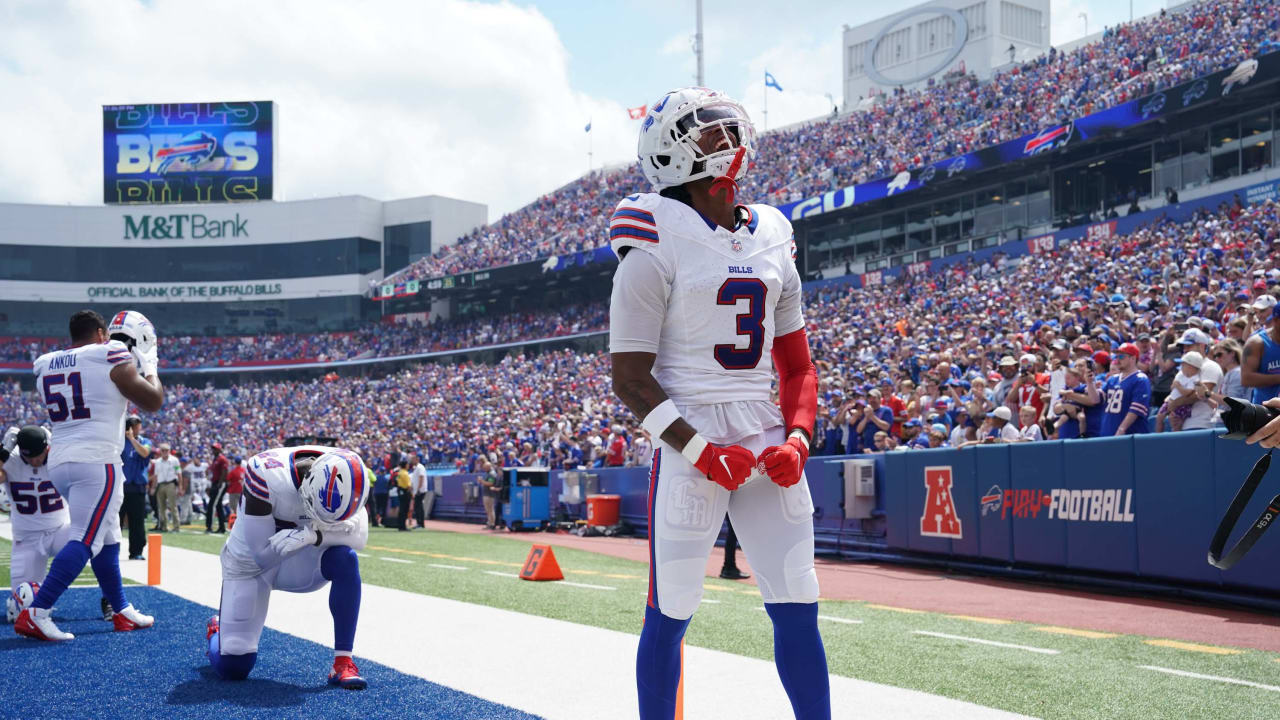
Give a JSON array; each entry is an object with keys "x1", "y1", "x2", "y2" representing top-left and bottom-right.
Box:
[
  {"x1": 642, "y1": 399, "x2": 682, "y2": 438},
  {"x1": 681, "y1": 433, "x2": 708, "y2": 465},
  {"x1": 788, "y1": 429, "x2": 810, "y2": 450}
]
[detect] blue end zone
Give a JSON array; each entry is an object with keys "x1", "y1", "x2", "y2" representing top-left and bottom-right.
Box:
[{"x1": 2, "y1": 587, "x2": 541, "y2": 720}]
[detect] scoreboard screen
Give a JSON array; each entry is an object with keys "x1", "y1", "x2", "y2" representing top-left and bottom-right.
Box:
[{"x1": 103, "y1": 101, "x2": 276, "y2": 205}]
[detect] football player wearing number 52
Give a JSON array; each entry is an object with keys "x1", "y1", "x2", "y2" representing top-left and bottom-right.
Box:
[
  {"x1": 609, "y1": 87, "x2": 829, "y2": 720},
  {"x1": 18, "y1": 310, "x2": 163, "y2": 641}
]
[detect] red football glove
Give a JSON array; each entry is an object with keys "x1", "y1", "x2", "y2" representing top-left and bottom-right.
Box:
[
  {"x1": 758, "y1": 436, "x2": 809, "y2": 488},
  {"x1": 691, "y1": 442, "x2": 756, "y2": 491}
]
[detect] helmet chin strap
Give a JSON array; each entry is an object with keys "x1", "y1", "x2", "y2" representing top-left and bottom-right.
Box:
[{"x1": 708, "y1": 146, "x2": 746, "y2": 206}]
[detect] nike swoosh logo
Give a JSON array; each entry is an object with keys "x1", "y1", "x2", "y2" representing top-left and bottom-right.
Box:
[{"x1": 719, "y1": 455, "x2": 733, "y2": 477}]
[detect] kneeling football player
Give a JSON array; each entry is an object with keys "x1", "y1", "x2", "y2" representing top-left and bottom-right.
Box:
[{"x1": 206, "y1": 445, "x2": 371, "y2": 689}]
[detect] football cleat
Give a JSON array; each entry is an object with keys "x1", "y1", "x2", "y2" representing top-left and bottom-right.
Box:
[
  {"x1": 15, "y1": 607, "x2": 74, "y2": 641},
  {"x1": 112, "y1": 604, "x2": 154, "y2": 631},
  {"x1": 328, "y1": 656, "x2": 367, "y2": 690},
  {"x1": 206, "y1": 614, "x2": 220, "y2": 641}
]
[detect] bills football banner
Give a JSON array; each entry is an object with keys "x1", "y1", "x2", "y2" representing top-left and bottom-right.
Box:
[
  {"x1": 779, "y1": 52, "x2": 1279, "y2": 222},
  {"x1": 103, "y1": 101, "x2": 276, "y2": 205}
]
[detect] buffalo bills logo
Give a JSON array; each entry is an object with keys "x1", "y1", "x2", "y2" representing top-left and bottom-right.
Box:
[
  {"x1": 318, "y1": 465, "x2": 344, "y2": 513},
  {"x1": 1023, "y1": 123, "x2": 1073, "y2": 155},
  {"x1": 155, "y1": 131, "x2": 217, "y2": 174},
  {"x1": 1140, "y1": 93, "x2": 1166, "y2": 119}
]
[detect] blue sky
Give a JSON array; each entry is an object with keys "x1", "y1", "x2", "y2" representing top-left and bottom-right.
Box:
[{"x1": 522, "y1": 0, "x2": 1170, "y2": 128}]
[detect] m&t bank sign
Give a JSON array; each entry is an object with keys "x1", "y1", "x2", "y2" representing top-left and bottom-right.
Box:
[{"x1": 122, "y1": 213, "x2": 248, "y2": 239}]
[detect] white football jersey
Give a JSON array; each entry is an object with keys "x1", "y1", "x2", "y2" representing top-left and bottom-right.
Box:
[
  {"x1": 608, "y1": 192, "x2": 804, "y2": 407},
  {"x1": 188, "y1": 461, "x2": 209, "y2": 495},
  {"x1": 239, "y1": 445, "x2": 340, "y2": 526},
  {"x1": 222, "y1": 445, "x2": 368, "y2": 578},
  {"x1": 2, "y1": 453, "x2": 70, "y2": 535},
  {"x1": 33, "y1": 341, "x2": 133, "y2": 467}
]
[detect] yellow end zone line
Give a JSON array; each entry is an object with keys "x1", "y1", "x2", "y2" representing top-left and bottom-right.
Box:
[
  {"x1": 1035, "y1": 626, "x2": 1118, "y2": 640},
  {"x1": 1145, "y1": 639, "x2": 1242, "y2": 655},
  {"x1": 946, "y1": 614, "x2": 1012, "y2": 625},
  {"x1": 866, "y1": 604, "x2": 926, "y2": 614}
]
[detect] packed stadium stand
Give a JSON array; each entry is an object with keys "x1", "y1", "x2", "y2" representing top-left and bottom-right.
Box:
[
  {"x1": 3, "y1": 195, "x2": 1278, "y2": 472},
  {"x1": 383, "y1": 0, "x2": 1280, "y2": 284}
]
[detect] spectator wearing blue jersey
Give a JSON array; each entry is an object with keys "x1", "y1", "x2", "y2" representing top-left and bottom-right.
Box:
[
  {"x1": 1242, "y1": 305, "x2": 1280, "y2": 405},
  {"x1": 1101, "y1": 344, "x2": 1152, "y2": 436},
  {"x1": 857, "y1": 389, "x2": 893, "y2": 451}
]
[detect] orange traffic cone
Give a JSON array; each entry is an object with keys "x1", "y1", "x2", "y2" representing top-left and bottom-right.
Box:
[{"x1": 519, "y1": 544, "x2": 564, "y2": 581}]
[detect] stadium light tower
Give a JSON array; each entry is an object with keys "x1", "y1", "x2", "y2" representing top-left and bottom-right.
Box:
[{"x1": 694, "y1": 0, "x2": 704, "y2": 86}]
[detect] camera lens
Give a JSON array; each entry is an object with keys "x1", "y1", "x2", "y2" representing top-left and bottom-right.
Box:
[{"x1": 1220, "y1": 397, "x2": 1280, "y2": 440}]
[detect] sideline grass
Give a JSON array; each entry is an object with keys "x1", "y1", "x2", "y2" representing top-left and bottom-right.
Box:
[{"x1": 160, "y1": 525, "x2": 1280, "y2": 719}]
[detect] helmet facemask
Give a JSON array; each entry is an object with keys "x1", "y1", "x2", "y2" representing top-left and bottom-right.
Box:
[{"x1": 638, "y1": 89, "x2": 757, "y2": 191}]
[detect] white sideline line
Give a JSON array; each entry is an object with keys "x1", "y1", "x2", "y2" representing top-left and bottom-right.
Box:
[
  {"x1": 560, "y1": 581, "x2": 616, "y2": 591},
  {"x1": 820, "y1": 615, "x2": 864, "y2": 625},
  {"x1": 428, "y1": 563, "x2": 469, "y2": 571},
  {"x1": 914, "y1": 631, "x2": 1060, "y2": 655},
  {"x1": 702, "y1": 599, "x2": 721, "y2": 604},
  {"x1": 754, "y1": 607, "x2": 863, "y2": 624},
  {"x1": 1139, "y1": 665, "x2": 1280, "y2": 693},
  {"x1": 485, "y1": 570, "x2": 521, "y2": 578},
  {"x1": 355, "y1": 552, "x2": 371, "y2": 558},
  {"x1": 379, "y1": 557, "x2": 413, "y2": 564}
]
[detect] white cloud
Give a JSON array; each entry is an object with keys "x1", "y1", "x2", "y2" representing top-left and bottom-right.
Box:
[{"x1": 0, "y1": 0, "x2": 638, "y2": 218}]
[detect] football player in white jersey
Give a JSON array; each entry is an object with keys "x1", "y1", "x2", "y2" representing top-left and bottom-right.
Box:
[
  {"x1": 1, "y1": 426, "x2": 69, "y2": 621},
  {"x1": 16, "y1": 310, "x2": 164, "y2": 641},
  {"x1": 611, "y1": 88, "x2": 829, "y2": 720},
  {"x1": 206, "y1": 445, "x2": 371, "y2": 689}
]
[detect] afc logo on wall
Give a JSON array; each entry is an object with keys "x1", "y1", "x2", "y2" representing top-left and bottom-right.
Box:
[{"x1": 920, "y1": 466, "x2": 963, "y2": 539}]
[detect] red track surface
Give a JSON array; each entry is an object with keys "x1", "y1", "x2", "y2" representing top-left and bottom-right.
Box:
[{"x1": 424, "y1": 519, "x2": 1280, "y2": 653}]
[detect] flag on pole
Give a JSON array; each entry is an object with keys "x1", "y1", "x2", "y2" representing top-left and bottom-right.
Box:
[
  {"x1": 765, "y1": 71, "x2": 783, "y2": 92},
  {"x1": 627, "y1": 104, "x2": 648, "y2": 120},
  {"x1": 584, "y1": 120, "x2": 592, "y2": 132}
]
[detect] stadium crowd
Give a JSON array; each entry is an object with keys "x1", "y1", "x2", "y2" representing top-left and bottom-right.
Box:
[
  {"x1": 382, "y1": 0, "x2": 1279, "y2": 284},
  {"x1": 0, "y1": 303, "x2": 607, "y2": 369},
  {"x1": 3, "y1": 197, "x2": 1278, "y2": 471}
]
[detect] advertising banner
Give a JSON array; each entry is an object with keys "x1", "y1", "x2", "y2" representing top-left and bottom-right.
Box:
[
  {"x1": 778, "y1": 53, "x2": 1278, "y2": 222},
  {"x1": 0, "y1": 274, "x2": 362, "y2": 304},
  {"x1": 103, "y1": 101, "x2": 276, "y2": 205}
]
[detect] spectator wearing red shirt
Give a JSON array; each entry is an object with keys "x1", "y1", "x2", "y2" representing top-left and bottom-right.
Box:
[
  {"x1": 879, "y1": 378, "x2": 907, "y2": 436},
  {"x1": 206, "y1": 442, "x2": 230, "y2": 534},
  {"x1": 605, "y1": 427, "x2": 627, "y2": 467},
  {"x1": 225, "y1": 456, "x2": 246, "y2": 520}
]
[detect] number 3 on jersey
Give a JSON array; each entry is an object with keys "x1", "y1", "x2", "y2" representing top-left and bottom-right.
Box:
[{"x1": 714, "y1": 278, "x2": 767, "y2": 370}]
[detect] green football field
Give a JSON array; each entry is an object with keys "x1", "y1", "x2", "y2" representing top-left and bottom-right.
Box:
[{"x1": 5, "y1": 526, "x2": 1278, "y2": 718}]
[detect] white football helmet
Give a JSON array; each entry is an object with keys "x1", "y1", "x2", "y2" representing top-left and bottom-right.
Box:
[
  {"x1": 108, "y1": 310, "x2": 157, "y2": 355},
  {"x1": 7, "y1": 581, "x2": 39, "y2": 623},
  {"x1": 637, "y1": 87, "x2": 757, "y2": 191},
  {"x1": 300, "y1": 450, "x2": 370, "y2": 529}
]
